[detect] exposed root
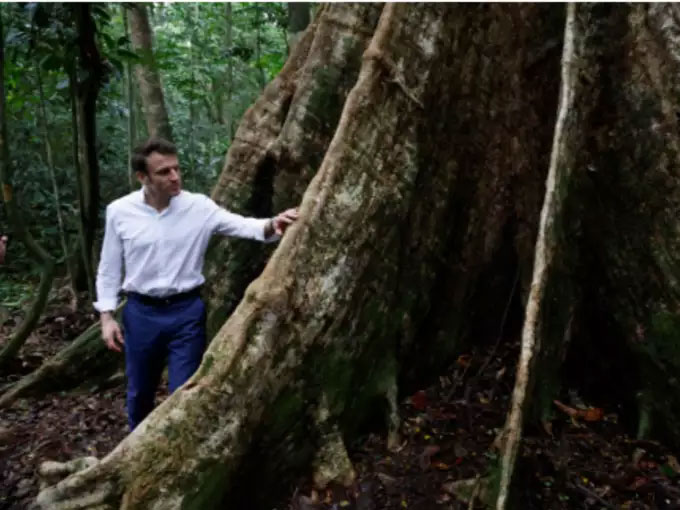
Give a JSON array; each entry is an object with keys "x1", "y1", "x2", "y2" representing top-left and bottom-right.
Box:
[
  {"x1": 312, "y1": 428, "x2": 356, "y2": 489},
  {"x1": 636, "y1": 390, "x2": 652, "y2": 439},
  {"x1": 443, "y1": 476, "x2": 490, "y2": 507},
  {"x1": 312, "y1": 394, "x2": 356, "y2": 489},
  {"x1": 37, "y1": 457, "x2": 99, "y2": 490},
  {"x1": 385, "y1": 373, "x2": 401, "y2": 451}
]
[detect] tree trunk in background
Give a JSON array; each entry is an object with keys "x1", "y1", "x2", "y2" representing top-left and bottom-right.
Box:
[
  {"x1": 224, "y1": 3, "x2": 234, "y2": 140},
  {"x1": 29, "y1": 4, "x2": 680, "y2": 508},
  {"x1": 123, "y1": 5, "x2": 137, "y2": 191},
  {"x1": 0, "y1": 12, "x2": 56, "y2": 368},
  {"x1": 188, "y1": 3, "x2": 198, "y2": 179},
  {"x1": 128, "y1": 3, "x2": 173, "y2": 142},
  {"x1": 287, "y1": 3, "x2": 310, "y2": 53},
  {"x1": 72, "y1": 4, "x2": 105, "y2": 301},
  {"x1": 255, "y1": 4, "x2": 265, "y2": 90},
  {"x1": 36, "y1": 63, "x2": 77, "y2": 305}
]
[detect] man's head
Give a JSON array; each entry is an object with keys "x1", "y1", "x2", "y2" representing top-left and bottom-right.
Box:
[{"x1": 131, "y1": 138, "x2": 182, "y2": 199}]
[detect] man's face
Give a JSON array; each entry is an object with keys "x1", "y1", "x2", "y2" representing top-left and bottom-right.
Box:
[{"x1": 137, "y1": 152, "x2": 182, "y2": 198}]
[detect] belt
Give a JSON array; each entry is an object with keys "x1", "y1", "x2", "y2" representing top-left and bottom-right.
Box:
[{"x1": 127, "y1": 287, "x2": 202, "y2": 306}]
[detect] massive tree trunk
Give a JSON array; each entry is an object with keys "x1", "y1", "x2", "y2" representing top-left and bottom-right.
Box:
[
  {"x1": 127, "y1": 3, "x2": 173, "y2": 141},
  {"x1": 30, "y1": 3, "x2": 680, "y2": 509}
]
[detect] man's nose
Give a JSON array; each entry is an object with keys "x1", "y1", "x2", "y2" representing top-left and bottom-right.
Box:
[{"x1": 169, "y1": 169, "x2": 179, "y2": 181}]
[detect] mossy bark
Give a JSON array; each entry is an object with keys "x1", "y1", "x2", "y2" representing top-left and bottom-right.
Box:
[
  {"x1": 566, "y1": 3, "x2": 680, "y2": 447},
  {"x1": 203, "y1": 3, "x2": 383, "y2": 338}
]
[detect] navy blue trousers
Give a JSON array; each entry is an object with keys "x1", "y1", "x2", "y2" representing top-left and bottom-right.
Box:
[{"x1": 122, "y1": 293, "x2": 206, "y2": 430}]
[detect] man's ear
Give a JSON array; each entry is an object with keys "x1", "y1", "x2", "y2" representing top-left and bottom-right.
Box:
[{"x1": 136, "y1": 171, "x2": 148, "y2": 185}]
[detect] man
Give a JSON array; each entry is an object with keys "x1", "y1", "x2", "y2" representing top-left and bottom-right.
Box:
[{"x1": 95, "y1": 138, "x2": 298, "y2": 430}]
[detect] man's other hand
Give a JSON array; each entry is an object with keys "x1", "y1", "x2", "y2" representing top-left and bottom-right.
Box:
[
  {"x1": 272, "y1": 208, "x2": 299, "y2": 236},
  {"x1": 0, "y1": 236, "x2": 7, "y2": 265},
  {"x1": 101, "y1": 312, "x2": 124, "y2": 352}
]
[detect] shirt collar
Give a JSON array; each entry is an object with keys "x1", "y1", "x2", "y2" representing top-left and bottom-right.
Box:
[{"x1": 138, "y1": 186, "x2": 185, "y2": 214}]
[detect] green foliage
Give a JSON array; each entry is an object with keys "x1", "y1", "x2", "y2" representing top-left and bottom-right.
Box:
[{"x1": 1, "y1": 3, "x2": 292, "y2": 288}]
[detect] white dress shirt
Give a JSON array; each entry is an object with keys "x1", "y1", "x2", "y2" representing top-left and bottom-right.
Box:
[{"x1": 94, "y1": 189, "x2": 275, "y2": 312}]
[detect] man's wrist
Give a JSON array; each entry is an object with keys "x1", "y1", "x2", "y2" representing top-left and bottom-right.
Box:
[
  {"x1": 101, "y1": 311, "x2": 115, "y2": 323},
  {"x1": 264, "y1": 218, "x2": 275, "y2": 238}
]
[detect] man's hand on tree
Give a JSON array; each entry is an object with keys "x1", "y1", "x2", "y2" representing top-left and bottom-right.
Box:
[
  {"x1": 0, "y1": 235, "x2": 7, "y2": 265},
  {"x1": 101, "y1": 312, "x2": 124, "y2": 352},
  {"x1": 271, "y1": 208, "x2": 299, "y2": 236}
]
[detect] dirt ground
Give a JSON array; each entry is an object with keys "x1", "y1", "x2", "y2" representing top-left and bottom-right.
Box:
[{"x1": 2, "y1": 305, "x2": 680, "y2": 510}]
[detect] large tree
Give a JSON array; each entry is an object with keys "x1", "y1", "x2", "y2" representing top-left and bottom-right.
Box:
[{"x1": 23, "y1": 3, "x2": 680, "y2": 509}]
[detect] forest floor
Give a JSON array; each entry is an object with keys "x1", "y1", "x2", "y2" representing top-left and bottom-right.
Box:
[{"x1": 1, "y1": 301, "x2": 680, "y2": 510}]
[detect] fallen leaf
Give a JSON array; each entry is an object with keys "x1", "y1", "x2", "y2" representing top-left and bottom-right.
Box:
[
  {"x1": 410, "y1": 391, "x2": 428, "y2": 411},
  {"x1": 456, "y1": 354, "x2": 472, "y2": 368},
  {"x1": 627, "y1": 476, "x2": 648, "y2": 491}
]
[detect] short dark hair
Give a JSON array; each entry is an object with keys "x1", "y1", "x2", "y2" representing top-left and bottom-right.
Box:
[{"x1": 131, "y1": 137, "x2": 177, "y2": 174}]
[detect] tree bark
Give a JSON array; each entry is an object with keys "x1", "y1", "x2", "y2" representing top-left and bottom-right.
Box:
[
  {"x1": 204, "y1": 3, "x2": 383, "y2": 338},
  {"x1": 127, "y1": 3, "x2": 173, "y2": 142},
  {"x1": 30, "y1": 3, "x2": 680, "y2": 508}
]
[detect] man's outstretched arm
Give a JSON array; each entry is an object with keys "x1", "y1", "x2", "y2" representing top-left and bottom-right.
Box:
[{"x1": 207, "y1": 196, "x2": 299, "y2": 242}]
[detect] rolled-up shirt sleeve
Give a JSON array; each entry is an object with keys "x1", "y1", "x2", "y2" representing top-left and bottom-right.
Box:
[
  {"x1": 94, "y1": 205, "x2": 123, "y2": 312},
  {"x1": 206, "y1": 197, "x2": 280, "y2": 243}
]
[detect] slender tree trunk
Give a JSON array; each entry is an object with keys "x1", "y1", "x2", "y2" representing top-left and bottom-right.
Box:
[
  {"x1": 128, "y1": 3, "x2": 173, "y2": 141},
  {"x1": 496, "y1": 5, "x2": 582, "y2": 507},
  {"x1": 35, "y1": 64, "x2": 77, "y2": 305},
  {"x1": 224, "y1": 2, "x2": 234, "y2": 140},
  {"x1": 0, "y1": 10, "x2": 57, "y2": 368},
  {"x1": 123, "y1": 5, "x2": 136, "y2": 190},
  {"x1": 67, "y1": 61, "x2": 91, "y2": 297},
  {"x1": 188, "y1": 3, "x2": 198, "y2": 180},
  {"x1": 255, "y1": 4, "x2": 265, "y2": 90}
]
